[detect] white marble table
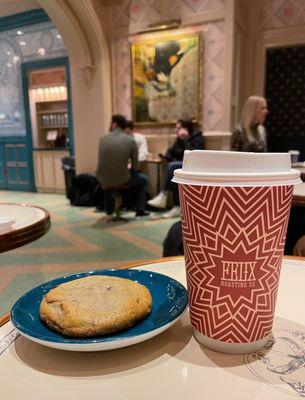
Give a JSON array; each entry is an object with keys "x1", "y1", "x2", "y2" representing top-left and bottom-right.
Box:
[{"x1": 1, "y1": 256, "x2": 305, "y2": 399}]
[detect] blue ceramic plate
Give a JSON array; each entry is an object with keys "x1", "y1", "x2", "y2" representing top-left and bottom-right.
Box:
[{"x1": 11, "y1": 269, "x2": 188, "y2": 351}]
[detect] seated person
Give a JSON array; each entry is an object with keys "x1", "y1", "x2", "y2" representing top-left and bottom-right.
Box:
[
  {"x1": 148, "y1": 119, "x2": 204, "y2": 218},
  {"x1": 125, "y1": 120, "x2": 149, "y2": 161},
  {"x1": 293, "y1": 235, "x2": 305, "y2": 257},
  {"x1": 163, "y1": 221, "x2": 184, "y2": 257},
  {"x1": 96, "y1": 114, "x2": 149, "y2": 218},
  {"x1": 231, "y1": 95, "x2": 268, "y2": 152}
]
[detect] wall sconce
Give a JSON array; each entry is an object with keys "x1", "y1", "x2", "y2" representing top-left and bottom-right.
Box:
[{"x1": 137, "y1": 19, "x2": 181, "y2": 34}]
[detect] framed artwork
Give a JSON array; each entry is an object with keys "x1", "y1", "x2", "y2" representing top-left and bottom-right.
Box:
[{"x1": 131, "y1": 32, "x2": 202, "y2": 126}]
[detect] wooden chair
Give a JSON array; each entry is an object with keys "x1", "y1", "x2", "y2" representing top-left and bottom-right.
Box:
[{"x1": 106, "y1": 184, "x2": 129, "y2": 222}]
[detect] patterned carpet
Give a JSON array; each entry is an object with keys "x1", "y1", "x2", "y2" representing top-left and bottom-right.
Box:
[{"x1": 0, "y1": 190, "x2": 178, "y2": 315}]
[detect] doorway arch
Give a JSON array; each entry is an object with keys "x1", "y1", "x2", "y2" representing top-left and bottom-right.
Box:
[{"x1": 35, "y1": 0, "x2": 112, "y2": 174}]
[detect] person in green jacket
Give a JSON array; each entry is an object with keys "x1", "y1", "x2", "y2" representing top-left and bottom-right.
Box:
[{"x1": 96, "y1": 114, "x2": 149, "y2": 217}]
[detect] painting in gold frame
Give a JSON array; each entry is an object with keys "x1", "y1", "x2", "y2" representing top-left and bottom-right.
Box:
[{"x1": 131, "y1": 32, "x2": 202, "y2": 126}]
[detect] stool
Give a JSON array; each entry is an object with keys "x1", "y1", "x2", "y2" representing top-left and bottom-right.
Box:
[{"x1": 105, "y1": 184, "x2": 129, "y2": 222}]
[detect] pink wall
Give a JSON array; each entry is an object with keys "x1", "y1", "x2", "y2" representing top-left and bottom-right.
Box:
[
  {"x1": 258, "y1": 0, "x2": 305, "y2": 30},
  {"x1": 105, "y1": 0, "x2": 225, "y2": 132}
]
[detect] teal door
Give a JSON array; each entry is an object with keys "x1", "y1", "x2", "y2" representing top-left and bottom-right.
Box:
[
  {"x1": 0, "y1": 144, "x2": 5, "y2": 188},
  {"x1": 0, "y1": 140, "x2": 34, "y2": 191}
]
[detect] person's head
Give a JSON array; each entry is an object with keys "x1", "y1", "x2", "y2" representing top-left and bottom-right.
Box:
[
  {"x1": 180, "y1": 119, "x2": 194, "y2": 135},
  {"x1": 174, "y1": 119, "x2": 183, "y2": 134},
  {"x1": 240, "y1": 96, "x2": 268, "y2": 127},
  {"x1": 240, "y1": 96, "x2": 268, "y2": 144},
  {"x1": 125, "y1": 120, "x2": 134, "y2": 135},
  {"x1": 110, "y1": 114, "x2": 127, "y2": 131},
  {"x1": 175, "y1": 119, "x2": 194, "y2": 138}
]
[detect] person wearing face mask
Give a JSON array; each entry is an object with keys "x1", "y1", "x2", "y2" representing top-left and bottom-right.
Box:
[
  {"x1": 147, "y1": 119, "x2": 204, "y2": 218},
  {"x1": 231, "y1": 95, "x2": 268, "y2": 152}
]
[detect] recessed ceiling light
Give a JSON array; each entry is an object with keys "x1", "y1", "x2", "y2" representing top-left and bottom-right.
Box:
[
  {"x1": 38, "y1": 48, "x2": 45, "y2": 55},
  {"x1": 56, "y1": 34, "x2": 61, "y2": 39},
  {"x1": 16, "y1": 30, "x2": 23, "y2": 35},
  {"x1": 19, "y1": 41, "x2": 26, "y2": 46}
]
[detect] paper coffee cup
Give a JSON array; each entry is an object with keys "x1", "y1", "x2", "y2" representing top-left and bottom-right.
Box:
[
  {"x1": 173, "y1": 150, "x2": 301, "y2": 354},
  {"x1": 288, "y1": 150, "x2": 300, "y2": 164}
]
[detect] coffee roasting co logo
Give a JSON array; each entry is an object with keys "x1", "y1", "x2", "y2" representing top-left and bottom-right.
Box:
[{"x1": 220, "y1": 261, "x2": 256, "y2": 288}]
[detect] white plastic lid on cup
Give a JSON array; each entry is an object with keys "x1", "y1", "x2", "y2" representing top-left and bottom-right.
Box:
[
  {"x1": 0, "y1": 216, "x2": 15, "y2": 234},
  {"x1": 172, "y1": 150, "x2": 301, "y2": 187}
]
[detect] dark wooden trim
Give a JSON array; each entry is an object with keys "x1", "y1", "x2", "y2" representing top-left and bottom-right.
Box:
[
  {"x1": 0, "y1": 9, "x2": 50, "y2": 32},
  {"x1": 0, "y1": 313, "x2": 10, "y2": 327}
]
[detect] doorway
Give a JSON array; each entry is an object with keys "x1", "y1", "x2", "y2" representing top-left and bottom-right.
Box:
[
  {"x1": 265, "y1": 45, "x2": 305, "y2": 160},
  {"x1": 22, "y1": 57, "x2": 74, "y2": 192}
]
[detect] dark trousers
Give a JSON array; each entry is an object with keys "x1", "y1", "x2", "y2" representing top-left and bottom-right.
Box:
[
  {"x1": 104, "y1": 170, "x2": 149, "y2": 215},
  {"x1": 163, "y1": 161, "x2": 182, "y2": 206}
]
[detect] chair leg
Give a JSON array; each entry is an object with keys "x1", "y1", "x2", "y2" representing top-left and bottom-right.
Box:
[
  {"x1": 109, "y1": 189, "x2": 128, "y2": 223},
  {"x1": 114, "y1": 189, "x2": 121, "y2": 219}
]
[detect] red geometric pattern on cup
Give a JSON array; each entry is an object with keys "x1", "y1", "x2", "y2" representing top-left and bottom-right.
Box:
[{"x1": 179, "y1": 185, "x2": 294, "y2": 343}]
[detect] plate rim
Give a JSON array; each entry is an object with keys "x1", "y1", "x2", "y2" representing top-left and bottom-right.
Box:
[
  {"x1": 10, "y1": 268, "x2": 188, "y2": 350},
  {"x1": 13, "y1": 310, "x2": 187, "y2": 352}
]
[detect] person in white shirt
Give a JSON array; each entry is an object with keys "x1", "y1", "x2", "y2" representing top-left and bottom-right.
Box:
[{"x1": 125, "y1": 120, "x2": 149, "y2": 162}]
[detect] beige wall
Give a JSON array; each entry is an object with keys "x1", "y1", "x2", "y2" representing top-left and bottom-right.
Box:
[
  {"x1": 98, "y1": 0, "x2": 236, "y2": 161},
  {"x1": 3, "y1": 0, "x2": 304, "y2": 176},
  {"x1": 0, "y1": 0, "x2": 39, "y2": 17},
  {"x1": 37, "y1": 0, "x2": 112, "y2": 175}
]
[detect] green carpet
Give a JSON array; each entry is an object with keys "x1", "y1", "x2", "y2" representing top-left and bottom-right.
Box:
[{"x1": 0, "y1": 190, "x2": 178, "y2": 315}]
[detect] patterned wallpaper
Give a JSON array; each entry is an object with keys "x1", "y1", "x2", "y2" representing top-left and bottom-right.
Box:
[
  {"x1": 258, "y1": 0, "x2": 305, "y2": 30},
  {"x1": 109, "y1": 0, "x2": 224, "y2": 28},
  {"x1": 0, "y1": 21, "x2": 66, "y2": 136},
  {"x1": 111, "y1": 0, "x2": 225, "y2": 132}
]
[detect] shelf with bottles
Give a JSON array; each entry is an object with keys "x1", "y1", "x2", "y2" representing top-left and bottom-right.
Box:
[
  {"x1": 38, "y1": 113, "x2": 69, "y2": 128},
  {"x1": 35, "y1": 100, "x2": 69, "y2": 147}
]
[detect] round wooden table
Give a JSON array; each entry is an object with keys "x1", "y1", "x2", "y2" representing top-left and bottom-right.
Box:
[
  {"x1": 1, "y1": 256, "x2": 305, "y2": 400},
  {"x1": 0, "y1": 203, "x2": 50, "y2": 253}
]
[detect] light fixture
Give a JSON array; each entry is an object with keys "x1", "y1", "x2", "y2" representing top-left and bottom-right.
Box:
[
  {"x1": 137, "y1": 19, "x2": 181, "y2": 34},
  {"x1": 19, "y1": 41, "x2": 26, "y2": 46},
  {"x1": 16, "y1": 30, "x2": 23, "y2": 35}
]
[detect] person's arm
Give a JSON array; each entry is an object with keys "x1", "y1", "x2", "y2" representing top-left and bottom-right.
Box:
[
  {"x1": 259, "y1": 125, "x2": 267, "y2": 152},
  {"x1": 165, "y1": 129, "x2": 190, "y2": 161},
  {"x1": 136, "y1": 134, "x2": 149, "y2": 161},
  {"x1": 95, "y1": 139, "x2": 103, "y2": 182},
  {"x1": 164, "y1": 145, "x2": 174, "y2": 161},
  {"x1": 231, "y1": 128, "x2": 243, "y2": 151},
  {"x1": 190, "y1": 132, "x2": 205, "y2": 150},
  {"x1": 130, "y1": 140, "x2": 140, "y2": 171}
]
